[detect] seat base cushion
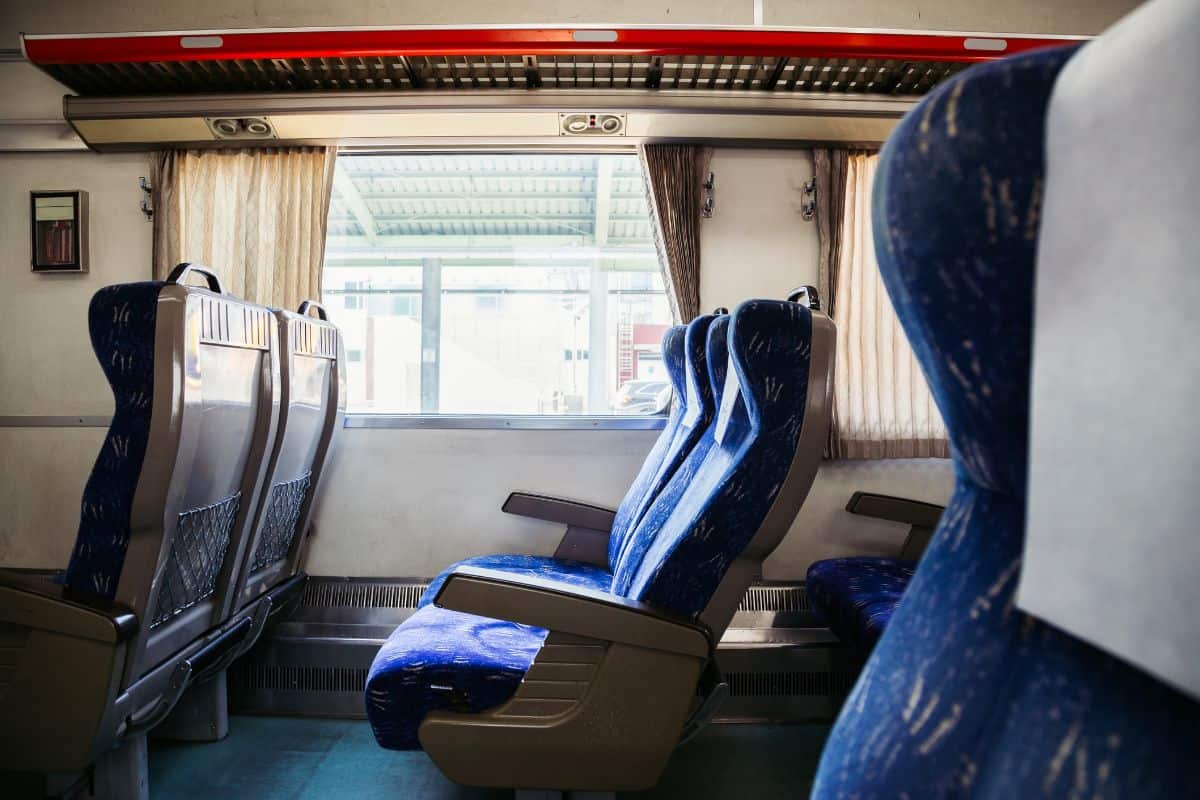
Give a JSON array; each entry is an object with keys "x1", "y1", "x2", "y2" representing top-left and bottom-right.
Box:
[
  {"x1": 806, "y1": 557, "x2": 915, "y2": 658},
  {"x1": 366, "y1": 604, "x2": 548, "y2": 750},
  {"x1": 418, "y1": 554, "x2": 612, "y2": 608},
  {"x1": 367, "y1": 555, "x2": 612, "y2": 750}
]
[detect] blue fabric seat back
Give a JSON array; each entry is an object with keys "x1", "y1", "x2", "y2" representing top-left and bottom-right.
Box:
[
  {"x1": 612, "y1": 300, "x2": 812, "y2": 618},
  {"x1": 607, "y1": 315, "x2": 717, "y2": 571},
  {"x1": 65, "y1": 282, "x2": 165, "y2": 599},
  {"x1": 604, "y1": 324, "x2": 684, "y2": 569},
  {"x1": 61, "y1": 272, "x2": 286, "y2": 689},
  {"x1": 812, "y1": 47, "x2": 1200, "y2": 799},
  {"x1": 610, "y1": 315, "x2": 728, "y2": 601}
]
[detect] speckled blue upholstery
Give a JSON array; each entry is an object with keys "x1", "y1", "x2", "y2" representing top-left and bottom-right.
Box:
[
  {"x1": 609, "y1": 314, "x2": 717, "y2": 569},
  {"x1": 415, "y1": 317, "x2": 717, "y2": 610},
  {"x1": 605, "y1": 323, "x2": 688, "y2": 568},
  {"x1": 417, "y1": 554, "x2": 611, "y2": 610},
  {"x1": 811, "y1": 47, "x2": 1200, "y2": 799},
  {"x1": 806, "y1": 557, "x2": 915, "y2": 659},
  {"x1": 608, "y1": 316, "x2": 729, "y2": 599},
  {"x1": 64, "y1": 282, "x2": 164, "y2": 600},
  {"x1": 367, "y1": 303, "x2": 815, "y2": 751},
  {"x1": 366, "y1": 605, "x2": 547, "y2": 750}
]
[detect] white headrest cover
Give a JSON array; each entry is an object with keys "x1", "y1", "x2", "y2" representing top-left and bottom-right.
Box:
[{"x1": 1020, "y1": 0, "x2": 1200, "y2": 698}]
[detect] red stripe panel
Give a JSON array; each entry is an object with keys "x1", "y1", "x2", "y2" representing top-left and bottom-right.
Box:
[{"x1": 22, "y1": 28, "x2": 1080, "y2": 66}]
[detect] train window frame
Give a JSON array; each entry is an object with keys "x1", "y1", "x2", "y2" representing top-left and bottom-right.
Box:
[{"x1": 322, "y1": 149, "x2": 672, "y2": 431}]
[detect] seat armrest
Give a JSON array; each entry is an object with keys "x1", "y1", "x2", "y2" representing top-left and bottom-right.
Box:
[
  {"x1": 0, "y1": 569, "x2": 137, "y2": 643},
  {"x1": 433, "y1": 565, "x2": 711, "y2": 659},
  {"x1": 502, "y1": 492, "x2": 616, "y2": 532},
  {"x1": 845, "y1": 492, "x2": 946, "y2": 561},
  {"x1": 845, "y1": 492, "x2": 945, "y2": 527}
]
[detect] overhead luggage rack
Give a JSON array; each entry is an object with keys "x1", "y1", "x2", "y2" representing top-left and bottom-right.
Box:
[
  {"x1": 32, "y1": 53, "x2": 973, "y2": 97},
  {"x1": 23, "y1": 26, "x2": 1083, "y2": 98},
  {"x1": 21, "y1": 27, "x2": 1087, "y2": 150}
]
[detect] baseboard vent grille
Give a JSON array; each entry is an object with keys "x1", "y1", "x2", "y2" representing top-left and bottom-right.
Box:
[
  {"x1": 232, "y1": 666, "x2": 853, "y2": 702},
  {"x1": 240, "y1": 577, "x2": 847, "y2": 720},
  {"x1": 229, "y1": 639, "x2": 858, "y2": 722},
  {"x1": 292, "y1": 577, "x2": 816, "y2": 629},
  {"x1": 233, "y1": 664, "x2": 368, "y2": 694},
  {"x1": 726, "y1": 669, "x2": 854, "y2": 698},
  {"x1": 300, "y1": 577, "x2": 805, "y2": 615},
  {"x1": 300, "y1": 580, "x2": 429, "y2": 610},
  {"x1": 736, "y1": 584, "x2": 809, "y2": 614}
]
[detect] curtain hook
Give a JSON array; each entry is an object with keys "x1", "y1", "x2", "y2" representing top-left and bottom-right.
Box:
[
  {"x1": 801, "y1": 177, "x2": 816, "y2": 222},
  {"x1": 139, "y1": 177, "x2": 154, "y2": 220}
]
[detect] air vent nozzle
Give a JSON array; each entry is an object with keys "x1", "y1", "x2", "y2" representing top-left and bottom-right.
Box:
[
  {"x1": 559, "y1": 113, "x2": 626, "y2": 137},
  {"x1": 206, "y1": 116, "x2": 277, "y2": 140}
]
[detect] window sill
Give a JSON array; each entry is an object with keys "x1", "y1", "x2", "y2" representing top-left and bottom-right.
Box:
[
  {"x1": 343, "y1": 414, "x2": 667, "y2": 431},
  {"x1": 0, "y1": 414, "x2": 669, "y2": 432}
]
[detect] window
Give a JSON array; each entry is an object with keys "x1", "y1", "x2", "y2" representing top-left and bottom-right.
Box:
[
  {"x1": 323, "y1": 154, "x2": 671, "y2": 415},
  {"x1": 342, "y1": 281, "x2": 364, "y2": 310}
]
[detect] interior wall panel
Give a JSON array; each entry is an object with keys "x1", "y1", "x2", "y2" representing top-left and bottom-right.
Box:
[
  {"x1": 0, "y1": 427, "x2": 106, "y2": 568},
  {"x1": 699, "y1": 148, "x2": 819, "y2": 311},
  {"x1": 768, "y1": 458, "x2": 954, "y2": 577},
  {"x1": 0, "y1": 62, "x2": 71, "y2": 121},
  {"x1": 304, "y1": 428, "x2": 658, "y2": 577},
  {"x1": 0, "y1": 152, "x2": 153, "y2": 415},
  {"x1": 303, "y1": 428, "x2": 953, "y2": 580}
]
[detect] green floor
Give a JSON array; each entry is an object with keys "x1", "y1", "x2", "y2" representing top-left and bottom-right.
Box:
[{"x1": 149, "y1": 716, "x2": 829, "y2": 799}]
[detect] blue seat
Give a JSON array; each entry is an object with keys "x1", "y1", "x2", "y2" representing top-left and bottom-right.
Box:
[
  {"x1": 366, "y1": 298, "x2": 833, "y2": 792},
  {"x1": 806, "y1": 557, "x2": 914, "y2": 659},
  {"x1": 370, "y1": 315, "x2": 734, "y2": 749},
  {"x1": 416, "y1": 313, "x2": 720, "y2": 608},
  {"x1": 0, "y1": 265, "x2": 309, "y2": 792},
  {"x1": 365, "y1": 605, "x2": 546, "y2": 750},
  {"x1": 811, "y1": 46, "x2": 1200, "y2": 799}
]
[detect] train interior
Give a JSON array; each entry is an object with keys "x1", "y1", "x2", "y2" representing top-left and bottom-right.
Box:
[{"x1": 0, "y1": 0, "x2": 1196, "y2": 797}]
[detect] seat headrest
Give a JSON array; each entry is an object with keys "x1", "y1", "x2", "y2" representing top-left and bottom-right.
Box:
[
  {"x1": 660, "y1": 325, "x2": 687, "y2": 401},
  {"x1": 706, "y1": 315, "x2": 731, "y2": 410},
  {"x1": 1018, "y1": 0, "x2": 1200, "y2": 699},
  {"x1": 723, "y1": 299, "x2": 812, "y2": 439},
  {"x1": 681, "y1": 315, "x2": 717, "y2": 424},
  {"x1": 873, "y1": 45, "x2": 1078, "y2": 495}
]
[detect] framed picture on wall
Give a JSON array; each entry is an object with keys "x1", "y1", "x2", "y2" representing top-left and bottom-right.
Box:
[{"x1": 30, "y1": 190, "x2": 88, "y2": 273}]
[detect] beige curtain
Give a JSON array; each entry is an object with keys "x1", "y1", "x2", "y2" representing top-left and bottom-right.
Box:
[
  {"x1": 152, "y1": 147, "x2": 337, "y2": 309},
  {"x1": 640, "y1": 144, "x2": 708, "y2": 323},
  {"x1": 831, "y1": 153, "x2": 949, "y2": 459}
]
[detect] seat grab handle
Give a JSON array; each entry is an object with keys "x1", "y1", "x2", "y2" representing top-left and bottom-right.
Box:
[
  {"x1": 167, "y1": 262, "x2": 225, "y2": 294},
  {"x1": 786, "y1": 284, "x2": 821, "y2": 310},
  {"x1": 297, "y1": 300, "x2": 329, "y2": 320}
]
